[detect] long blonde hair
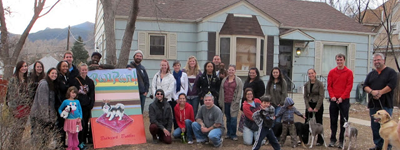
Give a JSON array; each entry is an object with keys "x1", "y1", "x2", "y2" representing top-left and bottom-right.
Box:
[{"x1": 184, "y1": 56, "x2": 200, "y2": 76}]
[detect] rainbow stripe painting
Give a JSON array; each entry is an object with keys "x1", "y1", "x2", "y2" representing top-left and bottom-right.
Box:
[{"x1": 88, "y1": 69, "x2": 141, "y2": 117}]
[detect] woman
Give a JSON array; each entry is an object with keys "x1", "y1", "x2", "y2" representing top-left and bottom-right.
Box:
[
  {"x1": 70, "y1": 63, "x2": 95, "y2": 149},
  {"x1": 149, "y1": 89, "x2": 173, "y2": 144},
  {"x1": 6, "y1": 61, "x2": 30, "y2": 147},
  {"x1": 265, "y1": 67, "x2": 287, "y2": 123},
  {"x1": 151, "y1": 60, "x2": 176, "y2": 128},
  {"x1": 242, "y1": 67, "x2": 265, "y2": 111},
  {"x1": 304, "y1": 68, "x2": 325, "y2": 146},
  {"x1": 55, "y1": 60, "x2": 70, "y2": 147},
  {"x1": 30, "y1": 68, "x2": 59, "y2": 148},
  {"x1": 172, "y1": 60, "x2": 188, "y2": 102},
  {"x1": 197, "y1": 62, "x2": 220, "y2": 107},
  {"x1": 240, "y1": 88, "x2": 263, "y2": 145},
  {"x1": 29, "y1": 61, "x2": 45, "y2": 96},
  {"x1": 182, "y1": 56, "x2": 202, "y2": 117},
  {"x1": 172, "y1": 93, "x2": 194, "y2": 144},
  {"x1": 218, "y1": 65, "x2": 243, "y2": 141}
]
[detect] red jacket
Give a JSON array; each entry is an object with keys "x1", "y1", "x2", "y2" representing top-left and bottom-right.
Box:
[
  {"x1": 242, "y1": 98, "x2": 262, "y2": 121},
  {"x1": 327, "y1": 66, "x2": 353, "y2": 99},
  {"x1": 174, "y1": 103, "x2": 195, "y2": 129}
]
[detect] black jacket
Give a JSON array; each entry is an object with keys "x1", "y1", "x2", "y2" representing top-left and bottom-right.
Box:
[
  {"x1": 127, "y1": 61, "x2": 149, "y2": 94},
  {"x1": 68, "y1": 64, "x2": 79, "y2": 80},
  {"x1": 148, "y1": 98, "x2": 173, "y2": 132},
  {"x1": 196, "y1": 73, "x2": 220, "y2": 99},
  {"x1": 56, "y1": 73, "x2": 69, "y2": 110},
  {"x1": 70, "y1": 75, "x2": 95, "y2": 109}
]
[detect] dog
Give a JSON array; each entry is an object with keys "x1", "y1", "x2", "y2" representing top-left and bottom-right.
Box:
[
  {"x1": 308, "y1": 115, "x2": 327, "y2": 148},
  {"x1": 102, "y1": 102, "x2": 125, "y2": 121},
  {"x1": 60, "y1": 105, "x2": 70, "y2": 119},
  {"x1": 343, "y1": 122, "x2": 358, "y2": 150},
  {"x1": 272, "y1": 122, "x2": 308, "y2": 148},
  {"x1": 372, "y1": 110, "x2": 400, "y2": 150}
]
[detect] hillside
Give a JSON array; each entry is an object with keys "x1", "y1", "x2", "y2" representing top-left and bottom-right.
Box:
[{"x1": 27, "y1": 22, "x2": 94, "y2": 42}]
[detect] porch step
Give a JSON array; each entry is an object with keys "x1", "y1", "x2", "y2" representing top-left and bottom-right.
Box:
[{"x1": 290, "y1": 93, "x2": 330, "y2": 114}]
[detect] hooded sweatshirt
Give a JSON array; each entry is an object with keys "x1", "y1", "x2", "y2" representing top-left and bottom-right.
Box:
[
  {"x1": 174, "y1": 102, "x2": 194, "y2": 129},
  {"x1": 275, "y1": 97, "x2": 302, "y2": 123},
  {"x1": 70, "y1": 75, "x2": 95, "y2": 109},
  {"x1": 149, "y1": 89, "x2": 173, "y2": 131},
  {"x1": 327, "y1": 66, "x2": 353, "y2": 99}
]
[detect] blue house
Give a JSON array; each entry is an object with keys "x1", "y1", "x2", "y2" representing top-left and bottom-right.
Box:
[{"x1": 94, "y1": 0, "x2": 375, "y2": 105}]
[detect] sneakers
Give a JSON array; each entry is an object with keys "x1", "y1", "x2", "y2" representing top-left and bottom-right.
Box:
[
  {"x1": 216, "y1": 138, "x2": 223, "y2": 148},
  {"x1": 231, "y1": 137, "x2": 238, "y2": 141},
  {"x1": 368, "y1": 147, "x2": 382, "y2": 150},
  {"x1": 224, "y1": 135, "x2": 230, "y2": 139},
  {"x1": 78, "y1": 143, "x2": 88, "y2": 150},
  {"x1": 188, "y1": 141, "x2": 193, "y2": 144},
  {"x1": 152, "y1": 139, "x2": 158, "y2": 144},
  {"x1": 316, "y1": 143, "x2": 323, "y2": 146},
  {"x1": 328, "y1": 141, "x2": 336, "y2": 147},
  {"x1": 338, "y1": 142, "x2": 343, "y2": 149}
]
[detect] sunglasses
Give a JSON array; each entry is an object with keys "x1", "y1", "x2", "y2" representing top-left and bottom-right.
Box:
[{"x1": 156, "y1": 93, "x2": 163, "y2": 95}]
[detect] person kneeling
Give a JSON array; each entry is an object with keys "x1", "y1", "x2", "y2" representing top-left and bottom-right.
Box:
[{"x1": 149, "y1": 89, "x2": 173, "y2": 144}]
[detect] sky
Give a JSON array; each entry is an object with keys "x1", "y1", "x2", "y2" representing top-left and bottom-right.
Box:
[{"x1": 3, "y1": 0, "x2": 97, "y2": 34}]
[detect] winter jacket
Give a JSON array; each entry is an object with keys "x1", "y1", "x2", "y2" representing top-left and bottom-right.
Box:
[
  {"x1": 303, "y1": 79, "x2": 325, "y2": 110},
  {"x1": 68, "y1": 64, "x2": 79, "y2": 80},
  {"x1": 30, "y1": 79, "x2": 57, "y2": 123},
  {"x1": 275, "y1": 97, "x2": 303, "y2": 123},
  {"x1": 252, "y1": 105, "x2": 275, "y2": 128},
  {"x1": 174, "y1": 103, "x2": 194, "y2": 129},
  {"x1": 242, "y1": 98, "x2": 262, "y2": 131},
  {"x1": 327, "y1": 66, "x2": 353, "y2": 99},
  {"x1": 182, "y1": 69, "x2": 202, "y2": 97},
  {"x1": 197, "y1": 72, "x2": 220, "y2": 100},
  {"x1": 56, "y1": 73, "x2": 69, "y2": 111},
  {"x1": 127, "y1": 61, "x2": 150, "y2": 95},
  {"x1": 173, "y1": 71, "x2": 189, "y2": 100},
  {"x1": 70, "y1": 75, "x2": 95, "y2": 109},
  {"x1": 151, "y1": 71, "x2": 176, "y2": 101},
  {"x1": 243, "y1": 79, "x2": 265, "y2": 99},
  {"x1": 149, "y1": 96, "x2": 173, "y2": 132},
  {"x1": 219, "y1": 75, "x2": 243, "y2": 117},
  {"x1": 266, "y1": 79, "x2": 288, "y2": 107}
]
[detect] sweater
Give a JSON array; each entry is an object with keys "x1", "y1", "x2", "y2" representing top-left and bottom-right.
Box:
[
  {"x1": 364, "y1": 67, "x2": 398, "y2": 109},
  {"x1": 182, "y1": 69, "x2": 202, "y2": 97},
  {"x1": 58, "y1": 99, "x2": 83, "y2": 119},
  {"x1": 30, "y1": 79, "x2": 57, "y2": 123},
  {"x1": 327, "y1": 66, "x2": 353, "y2": 99},
  {"x1": 252, "y1": 105, "x2": 275, "y2": 128},
  {"x1": 243, "y1": 79, "x2": 265, "y2": 99},
  {"x1": 151, "y1": 71, "x2": 176, "y2": 101},
  {"x1": 266, "y1": 79, "x2": 288, "y2": 107},
  {"x1": 174, "y1": 103, "x2": 195, "y2": 129},
  {"x1": 218, "y1": 75, "x2": 243, "y2": 117}
]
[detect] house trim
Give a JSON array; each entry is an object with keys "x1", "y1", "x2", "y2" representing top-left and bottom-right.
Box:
[
  {"x1": 280, "y1": 29, "x2": 315, "y2": 41},
  {"x1": 281, "y1": 26, "x2": 376, "y2": 36}
]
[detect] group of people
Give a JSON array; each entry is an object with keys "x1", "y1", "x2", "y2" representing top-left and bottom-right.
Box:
[
  {"x1": 5, "y1": 48, "x2": 396, "y2": 150},
  {"x1": 5, "y1": 51, "x2": 109, "y2": 150}
]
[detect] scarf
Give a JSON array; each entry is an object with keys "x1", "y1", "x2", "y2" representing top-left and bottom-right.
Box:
[{"x1": 173, "y1": 70, "x2": 182, "y2": 92}]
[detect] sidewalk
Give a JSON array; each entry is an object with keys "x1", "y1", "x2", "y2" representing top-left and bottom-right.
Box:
[{"x1": 323, "y1": 114, "x2": 371, "y2": 127}]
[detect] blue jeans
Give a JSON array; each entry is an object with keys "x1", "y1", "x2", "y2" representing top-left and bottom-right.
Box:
[
  {"x1": 187, "y1": 96, "x2": 199, "y2": 117},
  {"x1": 140, "y1": 94, "x2": 146, "y2": 113},
  {"x1": 192, "y1": 122, "x2": 223, "y2": 147},
  {"x1": 224, "y1": 103, "x2": 237, "y2": 139},
  {"x1": 172, "y1": 119, "x2": 194, "y2": 141},
  {"x1": 243, "y1": 126, "x2": 258, "y2": 145},
  {"x1": 274, "y1": 106, "x2": 282, "y2": 123},
  {"x1": 253, "y1": 126, "x2": 280, "y2": 150},
  {"x1": 370, "y1": 107, "x2": 393, "y2": 149}
]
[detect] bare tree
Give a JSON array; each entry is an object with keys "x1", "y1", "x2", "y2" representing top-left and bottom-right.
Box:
[
  {"x1": 0, "y1": 0, "x2": 60, "y2": 79},
  {"x1": 101, "y1": 0, "x2": 139, "y2": 68}
]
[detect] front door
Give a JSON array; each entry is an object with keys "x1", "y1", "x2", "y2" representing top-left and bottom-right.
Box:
[{"x1": 279, "y1": 40, "x2": 293, "y2": 91}]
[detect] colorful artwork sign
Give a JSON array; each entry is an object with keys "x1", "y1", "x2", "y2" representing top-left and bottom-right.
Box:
[{"x1": 89, "y1": 69, "x2": 146, "y2": 149}]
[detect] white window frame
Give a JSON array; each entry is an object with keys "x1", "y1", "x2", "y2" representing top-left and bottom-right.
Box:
[
  {"x1": 148, "y1": 33, "x2": 168, "y2": 59},
  {"x1": 217, "y1": 34, "x2": 267, "y2": 76},
  {"x1": 314, "y1": 41, "x2": 356, "y2": 76}
]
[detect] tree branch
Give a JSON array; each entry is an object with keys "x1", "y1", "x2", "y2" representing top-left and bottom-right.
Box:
[{"x1": 39, "y1": 0, "x2": 60, "y2": 18}]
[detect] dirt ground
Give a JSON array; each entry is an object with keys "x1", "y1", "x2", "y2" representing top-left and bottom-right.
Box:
[{"x1": 90, "y1": 104, "x2": 398, "y2": 150}]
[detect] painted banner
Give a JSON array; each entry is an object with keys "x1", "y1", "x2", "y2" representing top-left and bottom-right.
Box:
[{"x1": 89, "y1": 69, "x2": 146, "y2": 149}]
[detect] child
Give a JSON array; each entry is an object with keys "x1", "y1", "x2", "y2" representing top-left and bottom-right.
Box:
[
  {"x1": 58, "y1": 86, "x2": 83, "y2": 150},
  {"x1": 275, "y1": 97, "x2": 305, "y2": 148},
  {"x1": 252, "y1": 95, "x2": 280, "y2": 150}
]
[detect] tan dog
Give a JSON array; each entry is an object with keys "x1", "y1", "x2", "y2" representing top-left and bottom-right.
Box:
[{"x1": 372, "y1": 110, "x2": 400, "y2": 150}]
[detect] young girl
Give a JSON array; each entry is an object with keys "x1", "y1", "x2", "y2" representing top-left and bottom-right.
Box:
[{"x1": 58, "y1": 86, "x2": 83, "y2": 150}]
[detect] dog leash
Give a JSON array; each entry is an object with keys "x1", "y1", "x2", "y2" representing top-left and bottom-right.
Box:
[{"x1": 335, "y1": 102, "x2": 348, "y2": 122}]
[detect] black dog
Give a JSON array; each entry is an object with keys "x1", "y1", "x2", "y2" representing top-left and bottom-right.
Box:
[{"x1": 272, "y1": 122, "x2": 309, "y2": 147}]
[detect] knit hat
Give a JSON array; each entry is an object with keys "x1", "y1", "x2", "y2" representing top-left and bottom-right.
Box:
[
  {"x1": 133, "y1": 50, "x2": 144, "y2": 57},
  {"x1": 91, "y1": 52, "x2": 102, "y2": 58}
]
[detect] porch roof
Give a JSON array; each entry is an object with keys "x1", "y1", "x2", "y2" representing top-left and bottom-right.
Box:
[
  {"x1": 219, "y1": 14, "x2": 264, "y2": 36},
  {"x1": 279, "y1": 29, "x2": 315, "y2": 41}
]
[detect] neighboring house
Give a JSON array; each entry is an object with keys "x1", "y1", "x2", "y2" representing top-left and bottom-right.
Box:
[
  {"x1": 94, "y1": 0, "x2": 374, "y2": 102},
  {"x1": 361, "y1": 0, "x2": 400, "y2": 71},
  {"x1": 28, "y1": 55, "x2": 59, "y2": 72}
]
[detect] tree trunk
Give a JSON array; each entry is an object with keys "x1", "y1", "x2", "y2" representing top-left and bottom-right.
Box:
[
  {"x1": 395, "y1": 73, "x2": 400, "y2": 107},
  {"x1": 116, "y1": 0, "x2": 139, "y2": 68},
  {"x1": 101, "y1": 0, "x2": 117, "y2": 66}
]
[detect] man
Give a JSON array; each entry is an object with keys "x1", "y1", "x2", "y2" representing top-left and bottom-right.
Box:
[
  {"x1": 192, "y1": 93, "x2": 224, "y2": 147},
  {"x1": 327, "y1": 53, "x2": 353, "y2": 148},
  {"x1": 64, "y1": 51, "x2": 79, "y2": 79},
  {"x1": 364, "y1": 53, "x2": 397, "y2": 150},
  {"x1": 148, "y1": 89, "x2": 173, "y2": 144},
  {"x1": 127, "y1": 50, "x2": 150, "y2": 113},
  {"x1": 213, "y1": 55, "x2": 222, "y2": 76},
  {"x1": 87, "y1": 52, "x2": 115, "y2": 71}
]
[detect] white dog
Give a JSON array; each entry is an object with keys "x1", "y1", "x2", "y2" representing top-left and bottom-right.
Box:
[
  {"x1": 102, "y1": 102, "x2": 125, "y2": 121},
  {"x1": 60, "y1": 105, "x2": 71, "y2": 119}
]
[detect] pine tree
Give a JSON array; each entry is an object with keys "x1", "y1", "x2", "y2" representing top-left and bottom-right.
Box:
[{"x1": 71, "y1": 36, "x2": 89, "y2": 66}]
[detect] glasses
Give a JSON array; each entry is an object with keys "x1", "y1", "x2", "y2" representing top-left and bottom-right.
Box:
[{"x1": 156, "y1": 93, "x2": 163, "y2": 95}]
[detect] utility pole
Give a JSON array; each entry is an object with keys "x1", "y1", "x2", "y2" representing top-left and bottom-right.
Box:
[{"x1": 66, "y1": 25, "x2": 70, "y2": 50}]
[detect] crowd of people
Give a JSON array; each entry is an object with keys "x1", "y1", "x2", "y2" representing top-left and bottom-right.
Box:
[{"x1": 4, "y1": 50, "x2": 396, "y2": 150}]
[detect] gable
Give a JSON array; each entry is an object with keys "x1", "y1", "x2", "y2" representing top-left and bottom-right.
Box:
[{"x1": 280, "y1": 29, "x2": 314, "y2": 41}]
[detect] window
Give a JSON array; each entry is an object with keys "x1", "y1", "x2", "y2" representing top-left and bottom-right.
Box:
[
  {"x1": 220, "y1": 38, "x2": 230, "y2": 68},
  {"x1": 149, "y1": 35, "x2": 166, "y2": 56},
  {"x1": 314, "y1": 41, "x2": 356, "y2": 76},
  {"x1": 236, "y1": 38, "x2": 256, "y2": 70},
  {"x1": 321, "y1": 45, "x2": 347, "y2": 75},
  {"x1": 138, "y1": 31, "x2": 177, "y2": 60}
]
